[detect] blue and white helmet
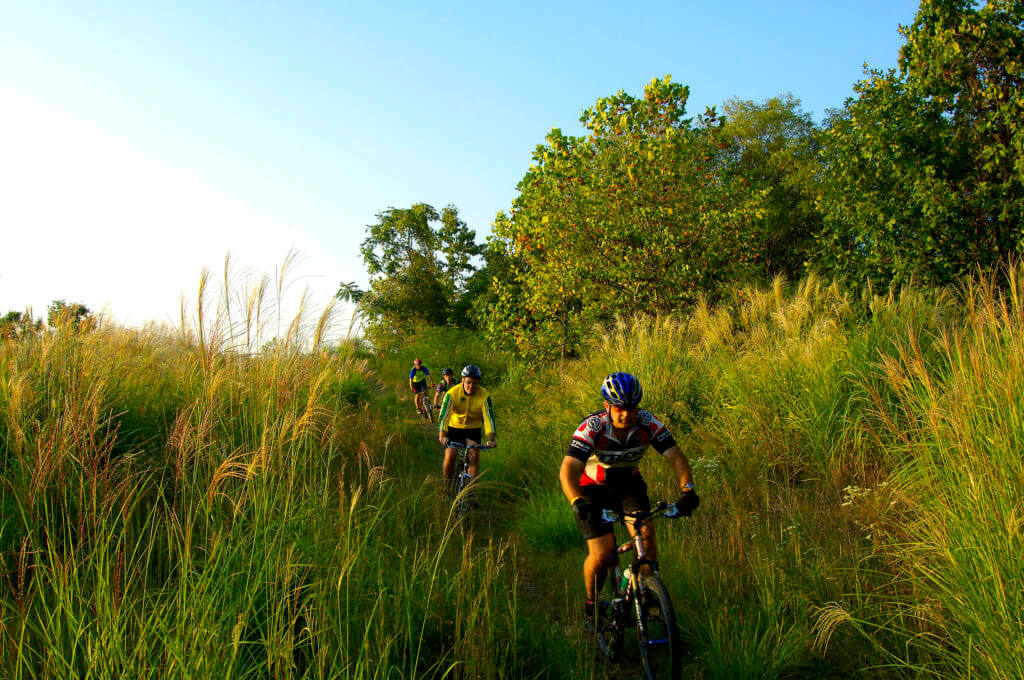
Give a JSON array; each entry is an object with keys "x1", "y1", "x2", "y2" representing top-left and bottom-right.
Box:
[
  {"x1": 461, "y1": 364, "x2": 482, "y2": 379},
  {"x1": 601, "y1": 372, "x2": 642, "y2": 407}
]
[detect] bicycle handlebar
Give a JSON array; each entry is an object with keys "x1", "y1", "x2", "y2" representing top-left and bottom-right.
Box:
[
  {"x1": 445, "y1": 441, "x2": 494, "y2": 450},
  {"x1": 600, "y1": 500, "x2": 681, "y2": 523}
]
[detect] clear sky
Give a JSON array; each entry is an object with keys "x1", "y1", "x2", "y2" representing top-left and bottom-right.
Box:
[{"x1": 1, "y1": 0, "x2": 922, "y2": 328}]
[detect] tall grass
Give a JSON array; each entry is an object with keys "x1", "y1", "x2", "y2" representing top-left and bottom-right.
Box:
[
  {"x1": 0, "y1": 267, "x2": 547, "y2": 679},
  {"x1": 5, "y1": 260, "x2": 1023, "y2": 678},
  {"x1": 487, "y1": 268, "x2": 1023, "y2": 678}
]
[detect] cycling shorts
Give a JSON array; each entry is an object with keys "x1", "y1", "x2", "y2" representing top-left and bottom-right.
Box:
[
  {"x1": 412, "y1": 381, "x2": 429, "y2": 393},
  {"x1": 446, "y1": 426, "x2": 482, "y2": 446},
  {"x1": 575, "y1": 475, "x2": 651, "y2": 540}
]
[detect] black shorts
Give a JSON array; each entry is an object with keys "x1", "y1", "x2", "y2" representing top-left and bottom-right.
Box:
[
  {"x1": 575, "y1": 475, "x2": 651, "y2": 540},
  {"x1": 412, "y1": 382, "x2": 429, "y2": 393},
  {"x1": 446, "y1": 426, "x2": 482, "y2": 445}
]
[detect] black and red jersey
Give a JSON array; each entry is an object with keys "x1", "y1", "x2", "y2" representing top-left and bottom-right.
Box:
[{"x1": 567, "y1": 409, "x2": 677, "y2": 486}]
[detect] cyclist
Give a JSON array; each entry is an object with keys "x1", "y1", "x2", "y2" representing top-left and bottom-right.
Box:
[
  {"x1": 438, "y1": 364, "x2": 496, "y2": 495},
  {"x1": 433, "y1": 367, "x2": 458, "y2": 409},
  {"x1": 408, "y1": 358, "x2": 434, "y2": 416},
  {"x1": 559, "y1": 372, "x2": 699, "y2": 630}
]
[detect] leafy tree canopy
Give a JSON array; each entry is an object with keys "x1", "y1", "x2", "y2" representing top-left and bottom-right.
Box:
[
  {"x1": 0, "y1": 310, "x2": 42, "y2": 339},
  {"x1": 815, "y1": 0, "x2": 1024, "y2": 287},
  {"x1": 720, "y1": 94, "x2": 823, "y2": 280},
  {"x1": 47, "y1": 300, "x2": 92, "y2": 328},
  {"x1": 486, "y1": 76, "x2": 769, "y2": 359},
  {"x1": 357, "y1": 203, "x2": 483, "y2": 349}
]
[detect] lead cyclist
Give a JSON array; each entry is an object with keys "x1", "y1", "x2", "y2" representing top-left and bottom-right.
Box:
[{"x1": 559, "y1": 372, "x2": 700, "y2": 630}]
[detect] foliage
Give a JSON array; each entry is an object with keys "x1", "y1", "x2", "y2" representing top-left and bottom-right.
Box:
[
  {"x1": 369, "y1": 324, "x2": 510, "y2": 388},
  {"x1": 815, "y1": 0, "x2": 1024, "y2": 287},
  {"x1": 0, "y1": 310, "x2": 42, "y2": 339},
  {"x1": 485, "y1": 76, "x2": 769, "y2": 360},
  {"x1": 0, "y1": 282, "x2": 563, "y2": 680},
  {"x1": 358, "y1": 203, "x2": 484, "y2": 350},
  {"x1": 7, "y1": 260, "x2": 1024, "y2": 677},
  {"x1": 494, "y1": 266, "x2": 1024, "y2": 679},
  {"x1": 335, "y1": 281, "x2": 364, "y2": 303},
  {"x1": 46, "y1": 299, "x2": 92, "y2": 327},
  {"x1": 720, "y1": 94, "x2": 823, "y2": 280}
]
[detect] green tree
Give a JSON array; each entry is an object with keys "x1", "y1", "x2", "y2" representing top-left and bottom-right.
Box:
[
  {"x1": 721, "y1": 94, "x2": 823, "y2": 280},
  {"x1": 47, "y1": 300, "x2": 92, "y2": 328},
  {"x1": 815, "y1": 0, "x2": 1024, "y2": 287},
  {"x1": 486, "y1": 76, "x2": 763, "y2": 359},
  {"x1": 0, "y1": 310, "x2": 42, "y2": 339},
  {"x1": 358, "y1": 203, "x2": 483, "y2": 348},
  {"x1": 335, "y1": 281, "x2": 365, "y2": 304}
]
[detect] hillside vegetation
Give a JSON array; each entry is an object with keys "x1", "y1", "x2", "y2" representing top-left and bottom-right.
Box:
[
  {"x1": 391, "y1": 268, "x2": 1024, "y2": 678},
  {"x1": 4, "y1": 2, "x2": 1022, "y2": 676},
  {"x1": 2, "y1": 267, "x2": 1023, "y2": 678}
]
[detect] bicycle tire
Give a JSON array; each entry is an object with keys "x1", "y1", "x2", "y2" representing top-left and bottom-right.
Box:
[
  {"x1": 426, "y1": 402, "x2": 435, "y2": 423},
  {"x1": 453, "y1": 462, "x2": 473, "y2": 520},
  {"x1": 636, "y1": 575, "x2": 680, "y2": 680}
]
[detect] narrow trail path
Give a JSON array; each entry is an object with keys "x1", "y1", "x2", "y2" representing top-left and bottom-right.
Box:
[{"x1": 374, "y1": 373, "x2": 704, "y2": 679}]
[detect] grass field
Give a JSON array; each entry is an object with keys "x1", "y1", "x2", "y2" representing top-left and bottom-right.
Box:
[{"x1": 3, "y1": 269, "x2": 1023, "y2": 678}]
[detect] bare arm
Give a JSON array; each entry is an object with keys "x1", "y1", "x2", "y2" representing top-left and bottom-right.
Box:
[
  {"x1": 661, "y1": 445, "x2": 694, "y2": 490},
  {"x1": 559, "y1": 456, "x2": 586, "y2": 503}
]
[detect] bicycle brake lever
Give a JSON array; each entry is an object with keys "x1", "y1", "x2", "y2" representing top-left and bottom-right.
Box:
[{"x1": 664, "y1": 503, "x2": 681, "y2": 519}]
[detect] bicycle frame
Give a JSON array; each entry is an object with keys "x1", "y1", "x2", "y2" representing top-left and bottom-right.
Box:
[
  {"x1": 603, "y1": 503, "x2": 674, "y2": 589},
  {"x1": 599, "y1": 502, "x2": 680, "y2": 667},
  {"x1": 444, "y1": 442, "x2": 489, "y2": 519},
  {"x1": 445, "y1": 441, "x2": 489, "y2": 493}
]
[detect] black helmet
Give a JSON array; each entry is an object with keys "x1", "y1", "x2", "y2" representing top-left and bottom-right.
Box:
[
  {"x1": 441, "y1": 367, "x2": 454, "y2": 376},
  {"x1": 461, "y1": 364, "x2": 482, "y2": 379}
]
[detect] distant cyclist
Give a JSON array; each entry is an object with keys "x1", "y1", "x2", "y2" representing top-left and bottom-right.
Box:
[
  {"x1": 559, "y1": 372, "x2": 699, "y2": 630},
  {"x1": 408, "y1": 358, "x2": 434, "y2": 416},
  {"x1": 438, "y1": 364, "x2": 496, "y2": 495},
  {"x1": 433, "y1": 367, "x2": 458, "y2": 409}
]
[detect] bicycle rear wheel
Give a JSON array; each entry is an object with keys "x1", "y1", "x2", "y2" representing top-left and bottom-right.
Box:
[{"x1": 636, "y1": 575, "x2": 680, "y2": 680}]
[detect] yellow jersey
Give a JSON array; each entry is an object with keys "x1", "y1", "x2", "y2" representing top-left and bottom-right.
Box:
[{"x1": 437, "y1": 384, "x2": 496, "y2": 435}]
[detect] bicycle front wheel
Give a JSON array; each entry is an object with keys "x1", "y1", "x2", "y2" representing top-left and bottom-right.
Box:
[
  {"x1": 453, "y1": 468, "x2": 473, "y2": 520},
  {"x1": 636, "y1": 575, "x2": 680, "y2": 680}
]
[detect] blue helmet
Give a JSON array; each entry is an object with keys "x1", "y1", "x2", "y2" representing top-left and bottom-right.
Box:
[{"x1": 601, "y1": 372, "x2": 642, "y2": 407}]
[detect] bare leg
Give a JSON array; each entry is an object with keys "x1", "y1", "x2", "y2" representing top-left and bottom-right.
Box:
[
  {"x1": 466, "y1": 439, "x2": 480, "y2": 478},
  {"x1": 584, "y1": 534, "x2": 617, "y2": 602},
  {"x1": 442, "y1": 447, "x2": 457, "y2": 492}
]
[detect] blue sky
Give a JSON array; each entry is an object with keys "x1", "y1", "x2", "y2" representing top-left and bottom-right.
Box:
[{"x1": 1, "y1": 0, "x2": 921, "y2": 328}]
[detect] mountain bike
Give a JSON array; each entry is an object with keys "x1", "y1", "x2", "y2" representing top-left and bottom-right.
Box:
[
  {"x1": 595, "y1": 501, "x2": 682, "y2": 680},
  {"x1": 416, "y1": 390, "x2": 435, "y2": 423},
  {"x1": 445, "y1": 441, "x2": 489, "y2": 519}
]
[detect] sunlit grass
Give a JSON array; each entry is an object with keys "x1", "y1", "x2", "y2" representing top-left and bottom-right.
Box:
[
  {"x1": 4, "y1": 260, "x2": 1023, "y2": 678},
  {"x1": 0, "y1": 262, "x2": 551, "y2": 679},
  {"x1": 489, "y1": 265, "x2": 1024, "y2": 678}
]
